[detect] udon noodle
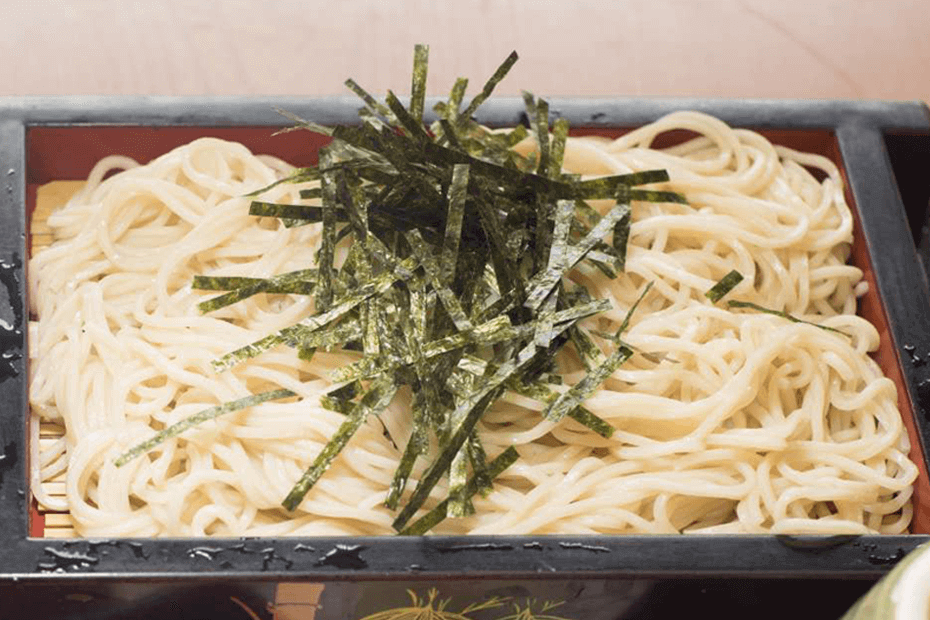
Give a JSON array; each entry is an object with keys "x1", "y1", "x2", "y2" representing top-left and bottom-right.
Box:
[{"x1": 28, "y1": 111, "x2": 918, "y2": 537}]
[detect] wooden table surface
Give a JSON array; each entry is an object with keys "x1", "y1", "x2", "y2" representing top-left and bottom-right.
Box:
[{"x1": 2, "y1": 0, "x2": 928, "y2": 104}]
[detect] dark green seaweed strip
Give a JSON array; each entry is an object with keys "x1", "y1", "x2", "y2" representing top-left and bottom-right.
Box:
[
  {"x1": 212, "y1": 256, "x2": 419, "y2": 372},
  {"x1": 534, "y1": 98, "x2": 550, "y2": 178},
  {"x1": 316, "y1": 155, "x2": 338, "y2": 312},
  {"x1": 585, "y1": 249, "x2": 621, "y2": 278},
  {"x1": 344, "y1": 78, "x2": 396, "y2": 122},
  {"x1": 446, "y1": 77, "x2": 469, "y2": 120},
  {"x1": 567, "y1": 407, "x2": 615, "y2": 439},
  {"x1": 474, "y1": 197, "x2": 521, "y2": 299},
  {"x1": 249, "y1": 202, "x2": 344, "y2": 223},
  {"x1": 392, "y1": 342, "x2": 542, "y2": 531},
  {"x1": 320, "y1": 381, "x2": 361, "y2": 415},
  {"x1": 447, "y1": 404, "x2": 475, "y2": 517},
  {"x1": 405, "y1": 230, "x2": 474, "y2": 333},
  {"x1": 398, "y1": 446, "x2": 519, "y2": 535},
  {"x1": 440, "y1": 164, "x2": 470, "y2": 284},
  {"x1": 524, "y1": 199, "x2": 631, "y2": 310},
  {"x1": 361, "y1": 300, "x2": 381, "y2": 356},
  {"x1": 385, "y1": 433, "x2": 422, "y2": 510},
  {"x1": 533, "y1": 288, "x2": 559, "y2": 347},
  {"x1": 568, "y1": 324, "x2": 606, "y2": 371},
  {"x1": 548, "y1": 298, "x2": 613, "y2": 327},
  {"x1": 543, "y1": 344, "x2": 633, "y2": 423},
  {"x1": 628, "y1": 189, "x2": 688, "y2": 204},
  {"x1": 410, "y1": 44, "x2": 429, "y2": 122},
  {"x1": 457, "y1": 51, "x2": 519, "y2": 124},
  {"x1": 612, "y1": 204, "x2": 632, "y2": 272},
  {"x1": 192, "y1": 270, "x2": 315, "y2": 292},
  {"x1": 549, "y1": 117, "x2": 570, "y2": 180},
  {"x1": 505, "y1": 124, "x2": 529, "y2": 147},
  {"x1": 534, "y1": 200, "x2": 575, "y2": 346},
  {"x1": 533, "y1": 193, "x2": 554, "y2": 286},
  {"x1": 572, "y1": 169, "x2": 669, "y2": 195},
  {"x1": 616, "y1": 281, "x2": 654, "y2": 337},
  {"x1": 385, "y1": 90, "x2": 431, "y2": 141},
  {"x1": 573, "y1": 198, "x2": 602, "y2": 228},
  {"x1": 437, "y1": 119, "x2": 465, "y2": 152},
  {"x1": 411, "y1": 137, "x2": 671, "y2": 204},
  {"x1": 727, "y1": 300, "x2": 851, "y2": 336},
  {"x1": 548, "y1": 200, "x2": 576, "y2": 263},
  {"x1": 197, "y1": 281, "x2": 315, "y2": 313},
  {"x1": 336, "y1": 172, "x2": 368, "y2": 241},
  {"x1": 192, "y1": 275, "x2": 261, "y2": 291},
  {"x1": 282, "y1": 377, "x2": 399, "y2": 511},
  {"x1": 522, "y1": 91, "x2": 538, "y2": 135},
  {"x1": 298, "y1": 187, "x2": 322, "y2": 200},
  {"x1": 289, "y1": 318, "x2": 363, "y2": 351},
  {"x1": 465, "y1": 431, "x2": 492, "y2": 495},
  {"x1": 367, "y1": 298, "x2": 406, "y2": 373},
  {"x1": 244, "y1": 167, "x2": 320, "y2": 198},
  {"x1": 195, "y1": 269, "x2": 317, "y2": 313},
  {"x1": 271, "y1": 107, "x2": 334, "y2": 137},
  {"x1": 114, "y1": 389, "x2": 296, "y2": 467},
  {"x1": 706, "y1": 270, "x2": 744, "y2": 303},
  {"x1": 506, "y1": 379, "x2": 614, "y2": 439}
]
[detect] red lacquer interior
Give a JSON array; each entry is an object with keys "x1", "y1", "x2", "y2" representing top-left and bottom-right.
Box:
[{"x1": 24, "y1": 124, "x2": 929, "y2": 536}]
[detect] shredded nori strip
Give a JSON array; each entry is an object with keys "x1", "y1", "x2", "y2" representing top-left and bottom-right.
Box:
[
  {"x1": 507, "y1": 379, "x2": 614, "y2": 438},
  {"x1": 706, "y1": 270, "x2": 745, "y2": 303},
  {"x1": 616, "y1": 282, "x2": 654, "y2": 337},
  {"x1": 441, "y1": 164, "x2": 469, "y2": 283},
  {"x1": 316, "y1": 153, "x2": 338, "y2": 312},
  {"x1": 457, "y1": 51, "x2": 519, "y2": 124},
  {"x1": 549, "y1": 117, "x2": 570, "y2": 180},
  {"x1": 542, "y1": 344, "x2": 633, "y2": 423},
  {"x1": 249, "y1": 201, "x2": 344, "y2": 223},
  {"x1": 727, "y1": 300, "x2": 850, "y2": 336},
  {"x1": 320, "y1": 381, "x2": 362, "y2": 415},
  {"x1": 398, "y1": 446, "x2": 519, "y2": 535},
  {"x1": 409, "y1": 44, "x2": 429, "y2": 122},
  {"x1": 282, "y1": 377, "x2": 398, "y2": 511},
  {"x1": 244, "y1": 167, "x2": 320, "y2": 198},
  {"x1": 344, "y1": 78, "x2": 396, "y2": 123},
  {"x1": 534, "y1": 98, "x2": 551, "y2": 178},
  {"x1": 445, "y1": 77, "x2": 469, "y2": 121},
  {"x1": 194, "y1": 269, "x2": 316, "y2": 313},
  {"x1": 114, "y1": 389, "x2": 296, "y2": 467}
]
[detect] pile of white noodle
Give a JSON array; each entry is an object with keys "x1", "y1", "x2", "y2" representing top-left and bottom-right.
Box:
[{"x1": 29, "y1": 111, "x2": 918, "y2": 537}]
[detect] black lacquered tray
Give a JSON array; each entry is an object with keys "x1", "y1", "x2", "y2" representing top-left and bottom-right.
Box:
[{"x1": 0, "y1": 97, "x2": 929, "y2": 583}]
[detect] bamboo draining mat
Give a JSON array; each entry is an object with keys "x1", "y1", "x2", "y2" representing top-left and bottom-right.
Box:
[{"x1": 32, "y1": 180, "x2": 86, "y2": 539}]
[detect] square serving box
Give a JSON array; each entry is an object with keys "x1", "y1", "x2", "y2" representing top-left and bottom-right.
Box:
[{"x1": 1, "y1": 97, "x2": 930, "y2": 584}]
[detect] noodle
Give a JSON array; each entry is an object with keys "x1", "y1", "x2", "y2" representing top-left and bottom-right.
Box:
[{"x1": 28, "y1": 112, "x2": 918, "y2": 537}]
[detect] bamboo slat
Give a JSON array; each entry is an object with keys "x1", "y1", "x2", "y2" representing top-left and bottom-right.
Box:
[{"x1": 31, "y1": 181, "x2": 84, "y2": 538}]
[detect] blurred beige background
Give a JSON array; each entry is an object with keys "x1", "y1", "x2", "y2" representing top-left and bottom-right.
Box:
[{"x1": 1, "y1": 0, "x2": 928, "y2": 102}]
